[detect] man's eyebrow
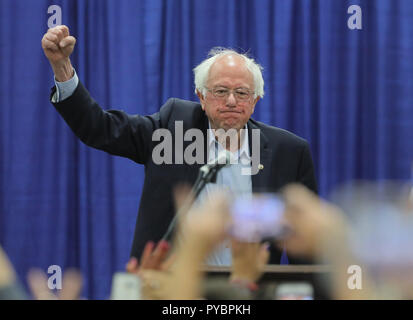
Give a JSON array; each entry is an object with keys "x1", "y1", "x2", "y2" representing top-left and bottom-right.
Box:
[{"x1": 213, "y1": 86, "x2": 250, "y2": 90}]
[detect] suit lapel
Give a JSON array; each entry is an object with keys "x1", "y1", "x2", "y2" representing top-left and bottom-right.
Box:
[
  {"x1": 183, "y1": 110, "x2": 209, "y2": 185},
  {"x1": 249, "y1": 121, "x2": 273, "y2": 193}
]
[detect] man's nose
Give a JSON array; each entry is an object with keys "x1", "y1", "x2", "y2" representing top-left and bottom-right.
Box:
[{"x1": 226, "y1": 92, "x2": 237, "y2": 107}]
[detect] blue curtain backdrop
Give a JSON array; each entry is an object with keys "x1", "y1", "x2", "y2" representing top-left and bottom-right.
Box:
[{"x1": 1, "y1": 0, "x2": 412, "y2": 299}]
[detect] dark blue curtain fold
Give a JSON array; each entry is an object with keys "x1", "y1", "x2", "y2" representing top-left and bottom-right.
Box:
[{"x1": 1, "y1": 0, "x2": 412, "y2": 299}]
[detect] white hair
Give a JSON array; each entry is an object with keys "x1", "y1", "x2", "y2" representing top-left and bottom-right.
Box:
[{"x1": 193, "y1": 47, "x2": 265, "y2": 99}]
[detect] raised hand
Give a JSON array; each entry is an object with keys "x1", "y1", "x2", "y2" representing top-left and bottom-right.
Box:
[
  {"x1": 27, "y1": 268, "x2": 83, "y2": 300},
  {"x1": 125, "y1": 240, "x2": 172, "y2": 275},
  {"x1": 41, "y1": 25, "x2": 76, "y2": 81}
]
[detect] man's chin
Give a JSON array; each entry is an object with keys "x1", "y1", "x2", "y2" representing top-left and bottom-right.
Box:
[{"x1": 219, "y1": 121, "x2": 244, "y2": 131}]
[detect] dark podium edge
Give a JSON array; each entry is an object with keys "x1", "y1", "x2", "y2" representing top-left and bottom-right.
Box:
[{"x1": 204, "y1": 264, "x2": 332, "y2": 300}]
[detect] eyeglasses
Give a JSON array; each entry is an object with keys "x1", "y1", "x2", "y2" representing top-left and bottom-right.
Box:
[{"x1": 205, "y1": 87, "x2": 254, "y2": 101}]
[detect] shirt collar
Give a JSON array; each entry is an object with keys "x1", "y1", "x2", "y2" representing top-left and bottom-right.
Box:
[{"x1": 207, "y1": 122, "x2": 251, "y2": 163}]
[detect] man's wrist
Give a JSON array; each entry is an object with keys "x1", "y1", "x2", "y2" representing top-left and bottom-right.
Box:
[{"x1": 51, "y1": 59, "x2": 74, "y2": 82}]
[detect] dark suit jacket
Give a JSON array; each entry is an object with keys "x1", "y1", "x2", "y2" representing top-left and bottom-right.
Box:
[{"x1": 51, "y1": 81, "x2": 317, "y2": 264}]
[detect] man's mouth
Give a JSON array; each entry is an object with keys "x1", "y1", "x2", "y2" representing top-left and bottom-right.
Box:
[{"x1": 221, "y1": 110, "x2": 241, "y2": 114}]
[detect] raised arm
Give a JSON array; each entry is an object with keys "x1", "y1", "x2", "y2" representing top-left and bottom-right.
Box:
[
  {"x1": 41, "y1": 25, "x2": 170, "y2": 164},
  {"x1": 41, "y1": 25, "x2": 75, "y2": 82}
]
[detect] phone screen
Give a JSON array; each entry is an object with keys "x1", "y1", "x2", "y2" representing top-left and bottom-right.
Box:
[
  {"x1": 275, "y1": 282, "x2": 314, "y2": 300},
  {"x1": 229, "y1": 193, "x2": 287, "y2": 242}
]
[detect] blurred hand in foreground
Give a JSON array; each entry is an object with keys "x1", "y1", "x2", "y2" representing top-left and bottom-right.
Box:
[
  {"x1": 230, "y1": 240, "x2": 270, "y2": 285},
  {"x1": 27, "y1": 268, "x2": 82, "y2": 300},
  {"x1": 279, "y1": 184, "x2": 348, "y2": 259},
  {"x1": 139, "y1": 187, "x2": 231, "y2": 299}
]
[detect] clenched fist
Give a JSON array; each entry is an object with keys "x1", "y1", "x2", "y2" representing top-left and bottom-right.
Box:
[{"x1": 41, "y1": 25, "x2": 76, "y2": 82}]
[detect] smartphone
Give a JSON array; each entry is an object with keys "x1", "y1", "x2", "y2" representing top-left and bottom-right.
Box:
[
  {"x1": 275, "y1": 282, "x2": 314, "y2": 300},
  {"x1": 229, "y1": 193, "x2": 288, "y2": 242},
  {"x1": 110, "y1": 272, "x2": 141, "y2": 300}
]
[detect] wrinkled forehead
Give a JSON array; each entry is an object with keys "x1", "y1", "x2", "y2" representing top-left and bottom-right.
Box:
[{"x1": 207, "y1": 54, "x2": 254, "y2": 88}]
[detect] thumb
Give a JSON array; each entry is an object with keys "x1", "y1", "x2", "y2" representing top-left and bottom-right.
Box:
[
  {"x1": 126, "y1": 257, "x2": 139, "y2": 273},
  {"x1": 59, "y1": 36, "x2": 76, "y2": 54}
]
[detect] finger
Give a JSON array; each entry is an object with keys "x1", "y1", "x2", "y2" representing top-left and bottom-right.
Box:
[
  {"x1": 27, "y1": 269, "x2": 57, "y2": 300},
  {"x1": 126, "y1": 257, "x2": 139, "y2": 273},
  {"x1": 59, "y1": 269, "x2": 83, "y2": 300},
  {"x1": 59, "y1": 36, "x2": 76, "y2": 48},
  {"x1": 45, "y1": 32, "x2": 59, "y2": 44},
  {"x1": 42, "y1": 38, "x2": 59, "y2": 51},
  {"x1": 57, "y1": 25, "x2": 69, "y2": 38},
  {"x1": 48, "y1": 28, "x2": 64, "y2": 43},
  {"x1": 140, "y1": 241, "x2": 155, "y2": 269},
  {"x1": 48, "y1": 27, "x2": 60, "y2": 36},
  {"x1": 146, "y1": 240, "x2": 170, "y2": 269},
  {"x1": 48, "y1": 26, "x2": 60, "y2": 34}
]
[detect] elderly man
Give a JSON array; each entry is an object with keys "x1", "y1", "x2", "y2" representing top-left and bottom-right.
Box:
[{"x1": 42, "y1": 25, "x2": 317, "y2": 265}]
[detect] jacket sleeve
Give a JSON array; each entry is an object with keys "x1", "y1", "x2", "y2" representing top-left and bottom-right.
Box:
[{"x1": 51, "y1": 81, "x2": 174, "y2": 165}]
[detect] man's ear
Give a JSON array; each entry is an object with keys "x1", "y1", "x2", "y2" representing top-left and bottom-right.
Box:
[
  {"x1": 196, "y1": 89, "x2": 206, "y2": 111},
  {"x1": 251, "y1": 96, "x2": 260, "y2": 113}
]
